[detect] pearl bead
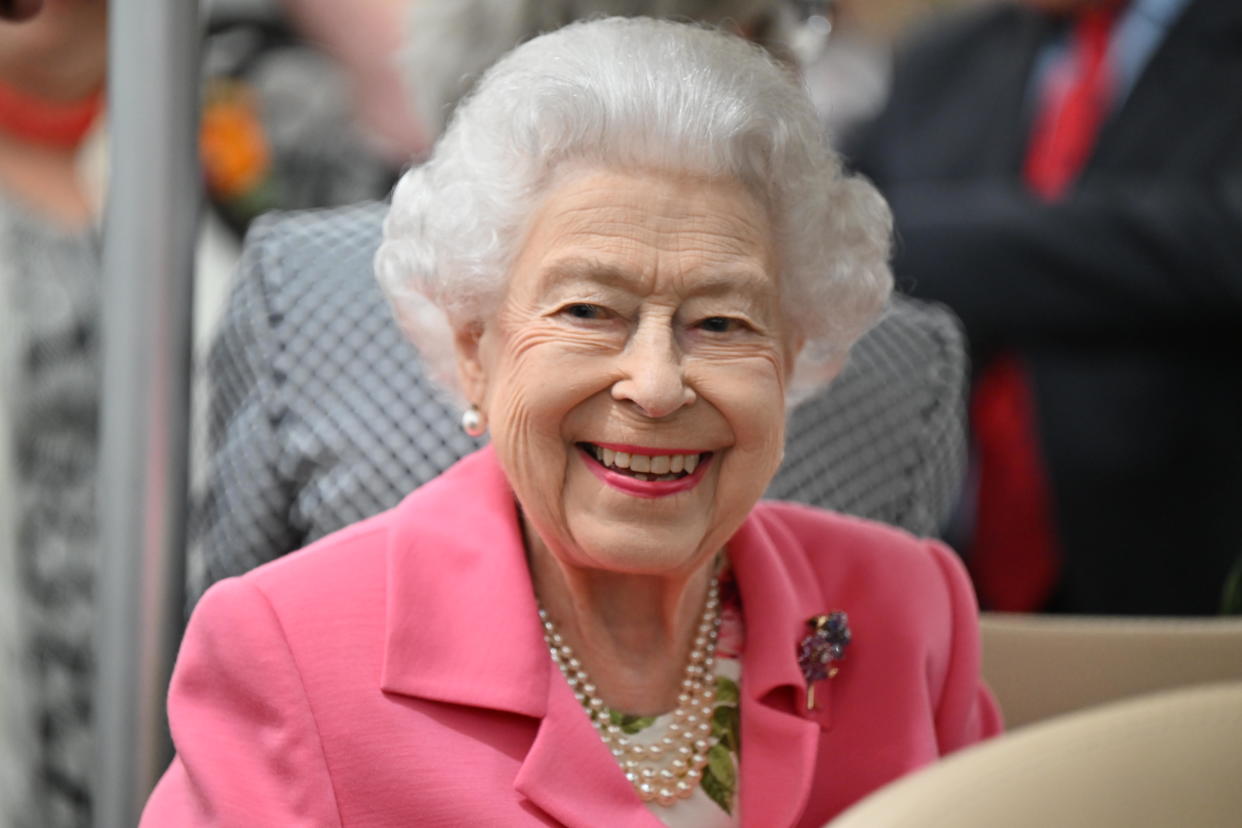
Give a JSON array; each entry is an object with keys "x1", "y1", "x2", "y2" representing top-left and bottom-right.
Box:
[
  {"x1": 675, "y1": 780, "x2": 694, "y2": 796},
  {"x1": 671, "y1": 758, "x2": 688, "y2": 773},
  {"x1": 657, "y1": 788, "x2": 676, "y2": 806},
  {"x1": 639, "y1": 767, "x2": 657, "y2": 781},
  {"x1": 694, "y1": 739, "x2": 710, "y2": 754},
  {"x1": 638, "y1": 782, "x2": 655, "y2": 799}
]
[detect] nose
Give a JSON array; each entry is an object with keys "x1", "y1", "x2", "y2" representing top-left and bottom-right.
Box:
[{"x1": 610, "y1": 322, "x2": 696, "y2": 419}]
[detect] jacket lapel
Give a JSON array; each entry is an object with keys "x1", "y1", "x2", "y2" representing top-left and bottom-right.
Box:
[
  {"x1": 380, "y1": 447, "x2": 549, "y2": 718},
  {"x1": 729, "y1": 510, "x2": 834, "y2": 828},
  {"x1": 1091, "y1": 0, "x2": 1242, "y2": 169},
  {"x1": 378, "y1": 447, "x2": 662, "y2": 826},
  {"x1": 514, "y1": 668, "x2": 665, "y2": 827}
]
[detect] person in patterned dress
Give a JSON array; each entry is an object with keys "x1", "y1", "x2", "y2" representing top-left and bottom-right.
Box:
[
  {"x1": 145, "y1": 19, "x2": 999, "y2": 826},
  {"x1": 0, "y1": 2, "x2": 106, "y2": 825}
]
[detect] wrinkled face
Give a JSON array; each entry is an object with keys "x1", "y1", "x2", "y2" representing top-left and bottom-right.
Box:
[{"x1": 457, "y1": 167, "x2": 798, "y2": 576}]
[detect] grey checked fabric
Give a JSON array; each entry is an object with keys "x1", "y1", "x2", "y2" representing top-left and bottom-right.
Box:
[
  {"x1": 190, "y1": 201, "x2": 966, "y2": 605},
  {"x1": 1, "y1": 195, "x2": 100, "y2": 828}
]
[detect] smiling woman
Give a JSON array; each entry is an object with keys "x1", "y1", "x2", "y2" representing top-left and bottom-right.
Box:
[
  {"x1": 143, "y1": 17, "x2": 1000, "y2": 828},
  {"x1": 467, "y1": 169, "x2": 787, "y2": 601}
]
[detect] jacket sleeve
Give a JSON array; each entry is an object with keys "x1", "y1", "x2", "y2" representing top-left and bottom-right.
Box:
[
  {"x1": 189, "y1": 215, "x2": 304, "y2": 607},
  {"x1": 926, "y1": 540, "x2": 1004, "y2": 753},
  {"x1": 141, "y1": 578, "x2": 343, "y2": 827},
  {"x1": 887, "y1": 177, "x2": 1242, "y2": 349}
]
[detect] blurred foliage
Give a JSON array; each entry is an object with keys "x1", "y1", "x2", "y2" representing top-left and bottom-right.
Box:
[{"x1": 1220, "y1": 552, "x2": 1242, "y2": 615}]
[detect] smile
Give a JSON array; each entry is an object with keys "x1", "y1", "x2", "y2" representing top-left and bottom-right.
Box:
[{"x1": 577, "y1": 443, "x2": 713, "y2": 498}]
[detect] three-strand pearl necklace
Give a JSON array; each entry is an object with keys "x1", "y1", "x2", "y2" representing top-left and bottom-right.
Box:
[{"x1": 538, "y1": 577, "x2": 722, "y2": 807}]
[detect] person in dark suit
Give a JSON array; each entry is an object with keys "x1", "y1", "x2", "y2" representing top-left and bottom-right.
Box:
[{"x1": 847, "y1": 0, "x2": 1242, "y2": 614}]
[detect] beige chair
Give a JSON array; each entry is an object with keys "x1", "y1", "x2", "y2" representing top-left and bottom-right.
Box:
[
  {"x1": 980, "y1": 612, "x2": 1242, "y2": 729},
  {"x1": 826, "y1": 681, "x2": 1242, "y2": 828}
]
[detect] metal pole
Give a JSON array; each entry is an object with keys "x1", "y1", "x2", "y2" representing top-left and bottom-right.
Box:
[{"x1": 94, "y1": 0, "x2": 200, "y2": 825}]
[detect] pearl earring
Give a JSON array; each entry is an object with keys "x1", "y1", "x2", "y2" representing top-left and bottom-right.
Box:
[{"x1": 460, "y1": 404, "x2": 486, "y2": 437}]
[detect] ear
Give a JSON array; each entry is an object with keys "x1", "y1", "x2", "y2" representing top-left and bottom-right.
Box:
[{"x1": 454, "y1": 320, "x2": 490, "y2": 407}]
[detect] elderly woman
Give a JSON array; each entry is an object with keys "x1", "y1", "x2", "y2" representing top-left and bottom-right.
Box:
[{"x1": 143, "y1": 17, "x2": 999, "y2": 827}]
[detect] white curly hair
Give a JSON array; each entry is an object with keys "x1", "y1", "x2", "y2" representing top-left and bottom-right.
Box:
[{"x1": 375, "y1": 16, "x2": 892, "y2": 407}]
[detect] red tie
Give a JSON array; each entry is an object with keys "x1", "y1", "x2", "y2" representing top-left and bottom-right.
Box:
[{"x1": 969, "y1": 5, "x2": 1120, "y2": 611}]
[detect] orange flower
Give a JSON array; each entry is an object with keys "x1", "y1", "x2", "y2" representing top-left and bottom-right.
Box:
[{"x1": 200, "y1": 80, "x2": 271, "y2": 199}]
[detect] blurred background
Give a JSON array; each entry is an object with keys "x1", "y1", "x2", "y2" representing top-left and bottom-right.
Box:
[{"x1": 1, "y1": 0, "x2": 1238, "y2": 825}]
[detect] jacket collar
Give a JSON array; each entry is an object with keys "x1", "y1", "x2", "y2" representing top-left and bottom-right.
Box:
[
  {"x1": 380, "y1": 448, "x2": 834, "y2": 827},
  {"x1": 380, "y1": 447, "x2": 661, "y2": 826},
  {"x1": 729, "y1": 509, "x2": 836, "y2": 827},
  {"x1": 380, "y1": 446, "x2": 550, "y2": 719}
]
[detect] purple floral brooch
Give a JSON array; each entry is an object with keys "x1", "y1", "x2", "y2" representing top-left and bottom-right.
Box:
[{"x1": 797, "y1": 611, "x2": 852, "y2": 711}]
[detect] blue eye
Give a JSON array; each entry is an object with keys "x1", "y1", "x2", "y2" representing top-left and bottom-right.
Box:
[
  {"x1": 698, "y1": 316, "x2": 738, "y2": 333},
  {"x1": 563, "y1": 303, "x2": 606, "y2": 319}
]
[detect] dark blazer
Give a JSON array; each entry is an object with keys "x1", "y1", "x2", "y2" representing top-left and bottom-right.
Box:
[
  {"x1": 191, "y1": 202, "x2": 969, "y2": 604},
  {"x1": 848, "y1": 0, "x2": 1242, "y2": 613}
]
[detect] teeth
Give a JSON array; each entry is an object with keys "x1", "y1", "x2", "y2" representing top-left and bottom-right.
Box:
[{"x1": 590, "y1": 445, "x2": 704, "y2": 477}]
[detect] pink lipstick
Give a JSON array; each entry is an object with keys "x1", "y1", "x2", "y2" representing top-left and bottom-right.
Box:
[{"x1": 578, "y1": 445, "x2": 712, "y2": 498}]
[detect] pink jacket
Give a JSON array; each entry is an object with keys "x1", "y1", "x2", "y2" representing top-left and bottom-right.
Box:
[{"x1": 143, "y1": 447, "x2": 1000, "y2": 827}]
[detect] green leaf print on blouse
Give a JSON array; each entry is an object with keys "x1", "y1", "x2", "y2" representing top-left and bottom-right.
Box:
[
  {"x1": 702, "y1": 675, "x2": 741, "y2": 813},
  {"x1": 609, "y1": 710, "x2": 658, "y2": 734}
]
